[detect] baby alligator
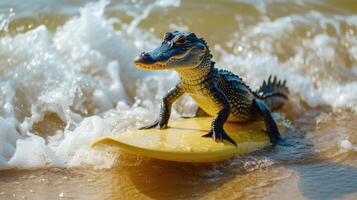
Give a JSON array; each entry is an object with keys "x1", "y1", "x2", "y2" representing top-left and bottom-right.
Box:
[{"x1": 134, "y1": 31, "x2": 289, "y2": 145}]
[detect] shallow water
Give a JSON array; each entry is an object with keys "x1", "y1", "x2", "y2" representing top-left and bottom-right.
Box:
[{"x1": 0, "y1": 0, "x2": 356, "y2": 199}]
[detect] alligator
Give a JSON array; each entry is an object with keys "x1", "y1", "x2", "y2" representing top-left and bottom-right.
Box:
[{"x1": 134, "y1": 31, "x2": 289, "y2": 145}]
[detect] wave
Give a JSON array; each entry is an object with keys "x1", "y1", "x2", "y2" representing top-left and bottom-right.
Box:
[{"x1": 0, "y1": 0, "x2": 356, "y2": 169}]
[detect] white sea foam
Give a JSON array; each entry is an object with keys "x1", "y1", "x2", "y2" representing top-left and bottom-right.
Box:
[
  {"x1": 340, "y1": 140, "x2": 357, "y2": 152},
  {"x1": 0, "y1": 0, "x2": 356, "y2": 169},
  {"x1": 0, "y1": 0, "x2": 181, "y2": 169},
  {"x1": 219, "y1": 11, "x2": 357, "y2": 111}
]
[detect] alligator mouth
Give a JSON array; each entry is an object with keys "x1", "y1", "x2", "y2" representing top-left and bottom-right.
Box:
[
  {"x1": 134, "y1": 53, "x2": 186, "y2": 70},
  {"x1": 133, "y1": 46, "x2": 202, "y2": 70},
  {"x1": 134, "y1": 60, "x2": 169, "y2": 70}
]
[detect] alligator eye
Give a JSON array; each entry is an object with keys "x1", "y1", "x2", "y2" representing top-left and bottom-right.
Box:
[
  {"x1": 163, "y1": 32, "x2": 172, "y2": 41},
  {"x1": 175, "y1": 36, "x2": 186, "y2": 44}
]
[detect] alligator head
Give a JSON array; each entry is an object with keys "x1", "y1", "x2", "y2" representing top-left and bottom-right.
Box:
[{"x1": 134, "y1": 31, "x2": 209, "y2": 70}]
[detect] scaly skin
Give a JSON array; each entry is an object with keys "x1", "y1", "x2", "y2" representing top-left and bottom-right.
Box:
[{"x1": 135, "y1": 31, "x2": 289, "y2": 145}]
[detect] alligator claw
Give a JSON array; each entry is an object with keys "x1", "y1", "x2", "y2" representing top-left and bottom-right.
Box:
[
  {"x1": 139, "y1": 120, "x2": 167, "y2": 130},
  {"x1": 202, "y1": 129, "x2": 237, "y2": 146},
  {"x1": 261, "y1": 129, "x2": 281, "y2": 145},
  {"x1": 202, "y1": 130, "x2": 214, "y2": 139}
]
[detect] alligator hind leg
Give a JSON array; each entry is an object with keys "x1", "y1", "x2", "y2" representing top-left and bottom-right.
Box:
[{"x1": 253, "y1": 98, "x2": 281, "y2": 144}]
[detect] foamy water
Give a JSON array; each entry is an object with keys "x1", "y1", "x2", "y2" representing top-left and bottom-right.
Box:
[{"x1": 0, "y1": 0, "x2": 356, "y2": 170}]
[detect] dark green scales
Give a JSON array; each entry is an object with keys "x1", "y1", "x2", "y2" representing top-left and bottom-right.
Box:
[{"x1": 134, "y1": 31, "x2": 289, "y2": 145}]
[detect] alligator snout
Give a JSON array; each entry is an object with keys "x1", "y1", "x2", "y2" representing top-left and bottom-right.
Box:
[
  {"x1": 140, "y1": 52, "x2": 150, "y2": 58},
  {"x1": 134, "y1": 51, "x2": 155, "y2": 64}
]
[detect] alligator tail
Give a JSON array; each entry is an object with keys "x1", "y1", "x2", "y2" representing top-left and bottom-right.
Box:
[{"x1": 256, "y1": 75, "x2": 289, "y2": 111}]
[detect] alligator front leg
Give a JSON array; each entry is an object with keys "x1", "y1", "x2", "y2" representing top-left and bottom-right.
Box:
[
  {"x1": 140, "y1": 84, "x2": 184, "y2": 129},
  {"x1": 202, "y1": 84, "x2": 237, "y2": 146}
]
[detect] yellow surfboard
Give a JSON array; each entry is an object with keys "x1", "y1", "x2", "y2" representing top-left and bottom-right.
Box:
[{"x1": 91, "y1": 117, "x2": 269, "y2": 163}]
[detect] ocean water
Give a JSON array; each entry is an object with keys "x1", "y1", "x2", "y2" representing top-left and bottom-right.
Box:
[{"x1": 0, "y1": 0, "x2": 356, "y2": 199}]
